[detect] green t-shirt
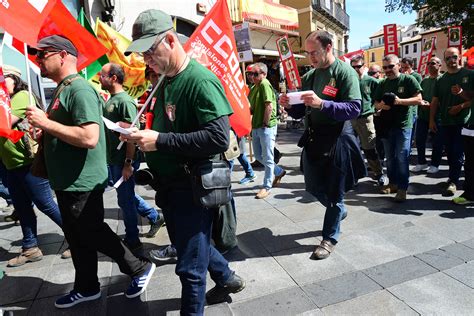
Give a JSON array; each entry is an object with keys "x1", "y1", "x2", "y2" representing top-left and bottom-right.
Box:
[
  {"x1": 374, "y1": 73, "x2": 422, "y2": 129},
  {"x1": 249, "y1": 78, "x2": 277, "y2": 128},
  {"x1": 433, "y1": 68, "x2": 473, "y2": 126},
  {"x1": 145, "y1": 59, "x2": 233, "y2": 176},
  {"x1": 302, "y1": 58, "x2": 361, "y2": 125},
  {"x1": 44, "y1": 74, "x2": 108, "y2": 191},
  {"x1": 410, "y1": 71, "x2": 423, "y2": 83},
  {"x1": 359, "y1": 75, "x2": 379, "y2": 116},
  {"x1": 102, "y1": 92, "x2": 137, "y2": 165},
  {"x1": 0, "y1": 91, "x2": 34, "y2": 170},
  {"x1": 419, "y1": 75, "x2": 440, "y2": 122}
]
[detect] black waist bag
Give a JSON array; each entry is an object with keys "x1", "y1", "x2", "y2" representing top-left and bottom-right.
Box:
[{"x1": 191, "y1": 160, "x2": 232, "y2": 209}]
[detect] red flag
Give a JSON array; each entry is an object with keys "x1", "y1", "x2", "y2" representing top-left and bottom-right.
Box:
[
  {"x1": 184, "y1": 0, "x2": 251, "y2": 137},
  {"x1": 339, "y1": 49, "x2": 365, "y2": 63},
  {"x1": 0, "y1": 0, "x2": 57, "y2": 46},
  {"x1": 418, "y1": 37, "x2": 436, "y2": 76},
  {"x1": 0, "y1": 67, "x2": 24, "y2": 143},
  {"x1": 276, "y1": 36, "x2": 301, "y2": 90}
]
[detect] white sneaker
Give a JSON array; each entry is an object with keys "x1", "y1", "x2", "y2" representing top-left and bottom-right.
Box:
[
  {"x1": 412, "y1": 164, "x2": 428, "y2": 172},
  {"x1": 427, "y1": 166, "x2": 439, "y2": 174}
]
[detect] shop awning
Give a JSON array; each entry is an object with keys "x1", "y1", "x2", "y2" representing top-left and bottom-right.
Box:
[
  {"x1": 242, "y1": 0, "x2": 299, "y2": 30},
  {"x1": 252, "y1": 48, "x2": 305, "y2": 59}
]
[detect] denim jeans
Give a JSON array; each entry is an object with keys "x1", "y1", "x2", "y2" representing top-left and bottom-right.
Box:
[
  {"x1": 0, "y1": 161, "x2": 12, "y2": 205},
  {"x1": 156, "y1": 185, "x2": 232, "y2": 315},
  {"x1": 382, "y1": 127, "x2": 412, "y2": 190},
  {"x1": 439, "y1": 125, "x2": 464, "y2": 184},
  {"x1": 416, "y1": 119, "x2": 443, "y2": 166},
  {"x1": 7, "y1": 165, "x2": 62, "y2": 249},
  {"x1": 462, "y1": 135, "x2": 474, "y2": 199},
  {"x1": 108, "y1": 162, "x2": 159, "y2": 244},
  {"x1": 252, "y1": 126, "x2": 284, "y2": 189}
]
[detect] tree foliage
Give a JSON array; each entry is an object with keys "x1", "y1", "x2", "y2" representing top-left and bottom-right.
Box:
[{"x1": 385, "y1": 0, "x2": 474, "y2": 48}]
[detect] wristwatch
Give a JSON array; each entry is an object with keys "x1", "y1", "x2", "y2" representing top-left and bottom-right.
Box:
[{"x1": 125, "y1": 158, "x2": 133, "y2": 165}]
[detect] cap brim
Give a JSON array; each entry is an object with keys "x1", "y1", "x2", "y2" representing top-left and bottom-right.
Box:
[{"x1": 124, "y1": 35, "x2": 158, "y2": 56}]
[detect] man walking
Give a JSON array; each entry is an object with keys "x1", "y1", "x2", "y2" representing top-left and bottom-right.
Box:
[
  {"x1": 248, "y1": 62, "x2": 286, "y2": 199},
  {"x1": 122, "y1": 10, "x2": 245, "y2": 315},
  {"x1": 26, "y1": 35, "x2": 155, "y2": 308},
  {"x1": 99, "y1": 62, "x2": 164, "y2": 253}
]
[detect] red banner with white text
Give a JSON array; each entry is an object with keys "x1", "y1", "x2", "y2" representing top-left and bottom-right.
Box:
[
  {"x1": 276, "y1": 36, "x2": 301, "y2": 91},
  {"x1": 184, "y1": 0, "x2": 251, "y2": 137},
  {"x1": 417, "y1": 36, "x2": 436, "y2": 76},
  {"x1": 339, "y1": 49, "x2": 365, "y2": 63},
  {"x1": 384, "y1": 24, "x2": 398, "y2": 56}
]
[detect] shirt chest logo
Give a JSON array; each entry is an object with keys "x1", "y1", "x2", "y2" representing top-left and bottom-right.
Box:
[
  {"x1": 51, "y1": 99, "x2": 60, "y2": 111},
  {"x1": 365, "y1": 86, "x2": 371, "y2": 94},
  {"x1": 166, "y1": 103, "x2": 176, "y2": 122},
  {"x1": 462, "y1": 76, "x2": 468, "y2": 84},
  {"x1": 106, "y1": 103, "x2": 115, "y2": 113},
  {"x1": 398, "y1": 87, "x2": 405, "y2": 94},
  {"x1": 322, "y1": 78, "x2": 338, "y2": 97}
]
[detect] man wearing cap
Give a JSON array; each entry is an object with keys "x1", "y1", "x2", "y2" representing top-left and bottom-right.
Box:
[
  {"x1": 25, "y1": 35, "x2": 155, "y2": 309},
  {"x1": 121, "y1": 9, "x2": 245, "y2": 315}
]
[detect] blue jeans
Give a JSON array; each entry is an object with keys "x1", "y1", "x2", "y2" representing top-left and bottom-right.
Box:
[
  {"x1": 108, "y1": 162, "x2": 159, "y2": 244},
  {"x1": 7, "y1": 165, "x2": 62, "y2": 249},
  {"x1": 156, "y1": 186, "x2": 232, "y2": 315},
  {"x1": 0, "y1": 161, "x2": 12, "y2": 205},
  {"x1": 416, "y1": 119, "x2": 442, "y2": 166},
  {"x1": 252, "y1": 126, "x2": 284, "y2": 189},
  {"x1": 382, "y1": 128, "x2": 412, "y2": 190},
  {"x1": 439, "y1": 125, "x2": 464, "y2": 184},
  {"x1": 303, "y1": 151, "x2": 346, "y2": 244}
]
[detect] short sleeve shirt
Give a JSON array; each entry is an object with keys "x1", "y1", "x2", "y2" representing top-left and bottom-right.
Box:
[
  {"x1": 419, "y1": 76, "x2": 440, "y2": 122},
  {"x1": 359, "y1": 75, "x2": 379, "y2": 116},
  {"x1": 248, "y1": 78, "x2": 277, "y2": 128},
  {"x1": 44, "y1": 74, "x2": 108, "y2": 191},
  {"x1": 102, "y1": 92, "x2": 137, "y2": 165},
  {"x1": 374, "y1": 74, "x2": 422, "y2": 129},
  {"x1": 0, "y1": 91, "x2": 35, "y2": 170},
  {"x1": 302, "y1": 58, "x2": 361, "y2": 126},
  {"x1": 145, "y1": 59, "x2": 233, "y2": 177},
  {"x1": 433, "y1": 68, "x2": 473, "y2": 126}
]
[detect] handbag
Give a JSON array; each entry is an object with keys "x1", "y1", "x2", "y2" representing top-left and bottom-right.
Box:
[
  {"x1": 30, "y1": 139, "x2": 48, "y2": 179},
  {"x1": 190, "y1": 160, "x2": 232, "y2": 209}
]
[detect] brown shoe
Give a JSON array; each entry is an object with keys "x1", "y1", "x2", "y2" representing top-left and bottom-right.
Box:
[
  {"x1": 61, "y1": 249, "x2": 71, "y2": 259},
  {"x1": 255, "y1": 188, "x2": 270, "y2": 199},
  {"x1": 394, "y1": 189, "x2": 407, "y2": 202},
  {"x1": 272, "y1": 170, "x2": 286, "y2": 188},
  {"x1": 7, "y1": 247, "x2": 43, "y2": 267},
  {"x1": 380, "y1": 184, "x2": 398, "y2": 194},
  {"x1": 310, "y1": 240, "x2": 335, "y2": 260}
]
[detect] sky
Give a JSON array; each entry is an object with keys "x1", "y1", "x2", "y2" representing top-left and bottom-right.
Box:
[{"x1": 346, "y1": 0, "x2": 417, "y2": 52}]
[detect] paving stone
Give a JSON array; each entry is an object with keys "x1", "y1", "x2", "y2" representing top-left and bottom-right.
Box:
[
  {"x1": 414, "y1": 215, "x2": 474, "y2": 242},
  {"x1": 439, "y1": 242, "x2": 474, "y2": 262},
  {"x1": 362, "y1": 256, "x2": 438, "y2": 288},
  {"x1": 231, "y1": 286, "x2": 317, "y2": 316},
  {"x1": 0, "y1": 266, "x2": 48, "y2": 305},
  {"x1": 236, "y1": 207, "x2": 290, "y2": 234},
  {"x1": 389, "y1": 272, "x2": 474, "y2": 315},
  {"x1": 276, "y1": 202, "x2": 324, "y2": 223},
  {"x1": 414, "y1": 248, "x2": 465, "y2": 271},
  {"x1": 106, "y1": 292, "x2": 149, "y2": 316},
  {"x1": 28, "y1": 292, "x2": 107, "y2": 316},
  {"x1": 204, "y1": 302, "x2": 233, "y2": 316},
  {"x1": 461, "y1": 238, "x2": 474, "y2": 249},
  {"x1": 443, "y1": 261, "x2": 474, "y2": 289},
  {"x1": 0, "y1": 300, "x2": 32, "y2": 316},
  {"x1": 302, "y1": 271, "x2": 382, "y2": 308},
  {"x1": 321, "y1": 290, "x2": 417, "y2": 316},
  {"x1": 295, "y1": 309, "x2": 323, "y2": 316}
]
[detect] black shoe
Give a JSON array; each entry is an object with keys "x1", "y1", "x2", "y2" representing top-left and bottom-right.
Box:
[
  {"x1": 250, "y1": 160, "x2": 263, "y2": 168},
  {"x1": 123, "y1": 239, "x2": 143, "y2": 255},
  {"x1": 145, "y1": 216, "x2": 165, "y2": 238},
  {"x1": 206, "y1": 273, "x2": 245, "y2": 305}
]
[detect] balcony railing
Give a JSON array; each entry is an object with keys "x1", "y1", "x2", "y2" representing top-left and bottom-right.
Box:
[{"x1": 312, "y1": 0, "x2": 350, "y2": 30}]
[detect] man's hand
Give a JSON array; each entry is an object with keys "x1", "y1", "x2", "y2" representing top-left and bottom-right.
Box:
[
  {"x1": 25, "y1": 106, "x2": 49, "y2": 129},
  {"x1": 429, "y1": 119, "x2": 437, "y2": 133},
  {"x1": 279, "y1": 93, "x2": 291, "y2": 108},
  {"x1": 420, "y1": 100, "x2": 430, "y2": 109},
  {"x1": 451, "y1": 84, "x2": 463, "y2": 96},
  {"x1": 375, "y1": 101, "x2": 391, "y2": 111},
  {"x1": 301, "y1": 91, "x2": 323, "y2": 109},
  {"x1": 122, "y1": 164, "x2": 134, "y2": 181},
  {"x1": 120, "y1": 128, "x2": 159, "y2": 152},
  {"x1": 448, "y1": 103, "x2": 467, "y2": 116}
]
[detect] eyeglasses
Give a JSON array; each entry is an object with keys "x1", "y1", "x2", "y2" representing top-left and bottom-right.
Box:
[
  {"x1": 427, "y1": 61, "x2": 439, "y2": 65},
  {"x1": 99, "y1": 72, "x2": 111, "y2": 78},
  {"x1": 445, "y1": 55, "x2": 458, "y2": 61},
  {"x1": 248, "y1": 72, "x2": 263, "y2": 77},
  {"x1": 35, "y1": 50, "x2": 61, "y2": 59},
  {"x1": 351, "y1": 65, "x2": 363, "y2": 69},
  {"x1": 304, "y1": 49, "x2": 324, "y2": 57},
  {"x1": 382, "y1": 64, "x2": 396, "y2": 70},
  {"x1": 138, "y1": 34, "x2": 167, "y2": 57},
  {"x1": 367, "y1": 71, "x2": 379, "y2": 76}
]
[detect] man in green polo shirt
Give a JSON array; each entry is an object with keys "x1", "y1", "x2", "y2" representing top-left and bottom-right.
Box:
[
  {"x1": 248, "y1": 62, "x2": 286, "y2": 199},
  {"x1": 350, "y1": 55, "x2": 385, "y2": 185},
  {"x1": 374, "y1": 54, "x2": 422, "y2": 202},
  {"x1": 122, "y1": 9, "x2": 245, "y2": 314},
  {"x1": 429, "y1": 47, "x2": 474, "y2": 196},
  {"x1": 26, "y1": 35, "x2": 154, "y2": 308}
]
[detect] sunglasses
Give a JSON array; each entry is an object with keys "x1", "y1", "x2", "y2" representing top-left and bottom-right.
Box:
[
  {"x1": 248, "y1": 72, "x2": 262, "y2": 77},
  {"x1": 427, "y1": 61, "x2": 439, "y2": 65},
  {"x1": 367, "y1": 71, "x2": 379, "y2": 76},
  {"x1": 445, "y1": 55, "x2": 458, "y2": 61},
  {"x1": 351, "y1": 65, "x2": 363, "y2": 69},
  {"x1": 382, "y1": 64, "x2": 396, "y2": 70},
  {"x1": 36, "y1": 50, "x2": 61, "y2": 59}
]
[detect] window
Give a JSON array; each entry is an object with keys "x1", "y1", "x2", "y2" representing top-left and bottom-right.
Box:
[
  {"x1": 405, "y1": 45, "x2": 409, "y2": 54},
  {"x1": 414, "y1": 58, "x2": 417, "y2": 69},
  {"x1": 413, "y1": 43, "x2": 417, "y2": 53},
  {"x1": 371, "y1": 52, "x2": 375, "y2": 62},
  {"x1": 378, "y1": 37, "x2": 382, "y2": 45}
]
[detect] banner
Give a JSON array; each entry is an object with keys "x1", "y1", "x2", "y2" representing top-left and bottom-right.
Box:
[
  {"x1": 184, "y1": 0, "x2": 251, "y2": 137},
  {"x1": 448, "y1": 26, "x2": 462, "y2": 51},
  {"x1": 241, "y1": 0, "x2": 298, "y2": 30},
  {"x1": 233, "y1": 22, "x2": 253, "y2": 63},
  {"x1": 93, "y1": 20, "x2": 148, "y2": 99},
  {"x1": 417, "y1": 36, "x2": 436, "y2": 76},
  {"x1": 383, "y1": 24, "x2": 398, "y2": 56},
  {"x1": 0, "y1": 66, "x2": 24, "y2": 143},
  {"x1": 276, "y1": 36, "x2": 301, "y2": 91},
  {"x1": 339, "y1": 49, "x2": 365, "y2": 63}
]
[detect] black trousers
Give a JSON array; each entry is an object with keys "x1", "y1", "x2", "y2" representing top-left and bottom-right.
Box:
[
  {"x1": 463, "y1": 136, "x2": 474, "y2": 199},
  {"x1": 56, "y1": 189, "x2": 148, "y2": 293}
]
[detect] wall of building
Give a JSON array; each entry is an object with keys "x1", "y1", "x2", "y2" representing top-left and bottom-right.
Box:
[
  {"x1": 364, "y1": 46, "x2": 384, "y2": 68},
  {"x1": 400, "y1": 40, "x2": 421, "y2": 69}
]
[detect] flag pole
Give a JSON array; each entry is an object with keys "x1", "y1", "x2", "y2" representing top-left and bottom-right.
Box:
[{"x1": 23, "y1": 43, "x2": 37, "y2": 139}]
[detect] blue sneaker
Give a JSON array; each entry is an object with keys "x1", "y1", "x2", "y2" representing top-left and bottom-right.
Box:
[
  {"x1": 239, "y1": 174, "x2": 256, "y2": 185},
  {"x1": 125, "y1": 262, "x2": 156, "y2": 298},
  {"x1": 54, "y1": 290, "x2": 101, "y2": 309}
]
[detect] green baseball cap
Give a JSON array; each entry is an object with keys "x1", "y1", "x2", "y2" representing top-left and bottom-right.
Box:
[{"x1": 125, "y1": 9, "x2": 174, "y2": 54}]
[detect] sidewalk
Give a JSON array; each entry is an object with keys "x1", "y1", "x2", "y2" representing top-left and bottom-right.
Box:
[{"x1": 1, "y1": 125, "x2": 473, "y2": 315}]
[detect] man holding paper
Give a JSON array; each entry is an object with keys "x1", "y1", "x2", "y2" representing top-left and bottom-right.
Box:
[
  {"x1": 280, "y1": 30, "x2": 364, "y2": 260},
  {"x1": 99, "y1": 62, "x2": 164, "y2": 253}
]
